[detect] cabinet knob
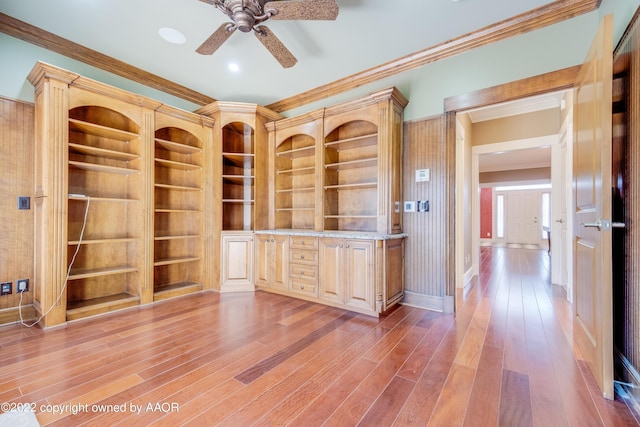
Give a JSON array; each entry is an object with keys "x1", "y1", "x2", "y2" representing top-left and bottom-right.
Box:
[
  {"x1": 339, "y1": 244, "x2": 343, "y2": 248},
  {"x1": 300, "y1": 285, "x2": 305, "y2": 290},
  {"x1": 346, "y1": 244, "x2": 350, "y2": 248},
  {"x1": 300, "y1": 255, "x2": 304, "y2": 259}
]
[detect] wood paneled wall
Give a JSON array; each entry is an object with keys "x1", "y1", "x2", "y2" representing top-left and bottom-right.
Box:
[
  {"x1": 402, "y1": 116, "x2": 448, "y2": 310},
  {"x1": 0, "y1": 96, "x2": 35, "y2": 323},
  {"x1": 613, "y1": 7, "x2": 640, "y2": 402}
]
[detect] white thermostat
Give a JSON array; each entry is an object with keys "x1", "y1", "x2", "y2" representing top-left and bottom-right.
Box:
[{"x1": 416, "y1": 169, "x2": 430, "y2": 182}]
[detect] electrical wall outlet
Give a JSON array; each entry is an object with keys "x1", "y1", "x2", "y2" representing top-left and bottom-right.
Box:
[
  {"x1": 17, "y1": 279, "x2": 29, "y2": 293},
  {"x1": 0, "y1": 282, "x2": 12, "y2": 296}
]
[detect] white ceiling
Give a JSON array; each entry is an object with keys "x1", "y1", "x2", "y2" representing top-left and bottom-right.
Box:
[
  {"x1": 479, "y1": 146, "x2": 552, "y2": 173},
  {"x1": 0, "y1": 0, "x2": 558, "y2": 107}
]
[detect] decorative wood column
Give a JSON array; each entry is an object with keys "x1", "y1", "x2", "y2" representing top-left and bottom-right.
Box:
[{"x1": 27, "y1": 64, "x2": 78, "y2": 327}]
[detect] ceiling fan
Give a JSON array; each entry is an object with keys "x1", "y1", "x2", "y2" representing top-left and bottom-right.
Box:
[{"x1": 196, "y1": 0, "x2": 339, "y2": 68}]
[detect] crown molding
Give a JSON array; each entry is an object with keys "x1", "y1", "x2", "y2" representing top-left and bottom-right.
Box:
[
  {"x1": 266, "y1": 0, "x2": 600, "y2": 113},
  {"x1": 0, "y1": 12, "x2": 216, "y2": 106}
]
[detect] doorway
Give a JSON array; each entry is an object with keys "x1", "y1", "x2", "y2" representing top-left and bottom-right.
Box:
[{"x1": 454, "y1": 89, "x2": 572, "y2": 299}]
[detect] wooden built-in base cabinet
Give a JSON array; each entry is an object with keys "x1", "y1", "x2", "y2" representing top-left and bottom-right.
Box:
[
  {"x1": 255, "y1": 233, "x2": 289, "y2": 291},
  {"x1": 256, "y1": 232, "x2": 404, "y2": 316},
  {"x1": 220, "y1": 232, "x2": 254, "y2": 292}
]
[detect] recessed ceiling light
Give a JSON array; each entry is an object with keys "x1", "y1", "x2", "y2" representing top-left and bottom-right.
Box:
[
  {"x1": 159, "y1": 27, "x2": 186, "y2": 45},
  {"x1": 228, "y1": 62, "x2": 240, "y2": 72}
]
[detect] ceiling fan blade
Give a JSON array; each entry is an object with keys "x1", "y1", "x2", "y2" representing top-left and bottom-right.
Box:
[
  {"x1": 265, "y1": 0, "x2": 339, "y2": 21},
  {"x1": 254, "y1": 26, "x2": 298, "y2": 68},
  {"x1": 196, "y1": 23, "x2": 236, "y2": 55}
]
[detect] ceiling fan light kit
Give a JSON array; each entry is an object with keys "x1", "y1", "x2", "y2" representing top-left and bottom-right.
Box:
[{"x1": 197, "y1": 0, "x2": 339, "y2": 68}]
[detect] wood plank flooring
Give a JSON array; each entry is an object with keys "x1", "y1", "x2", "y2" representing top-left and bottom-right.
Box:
[{"x1": 0, "y1": 247, "x2": 638, "y2": 426}]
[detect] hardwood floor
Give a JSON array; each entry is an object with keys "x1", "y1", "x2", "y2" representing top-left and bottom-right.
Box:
[{"x1": 0, "y1": 247, "x2": 638, "y2": 426}]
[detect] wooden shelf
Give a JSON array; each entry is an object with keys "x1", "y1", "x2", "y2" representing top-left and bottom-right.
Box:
[
  {"x1": 155, "y1": 158, "x2": 201, "y2": 171},
  {"x1": 223, "y1": 153, "x2": 255, "y2": 167},
  {"x1": 276, "y1": 145, "x2": 315, "y2": 159},
  {"x1": 68, "y1": 265, "x2": 138, "y2": 280},
  {"x1": 69, "y1": 143, "x2": 139, "y2": 161},
  {"x1": 223, "y1": 175, "x2": 254, "y2": 185},
  {"x1": 154, "y1": 234, "x2": 200, "y2": 241},
  {"x1": 223, "y1": 199, "x2": 254, "y2": 204},
  {"x1": 155, "y1": 183, "x2": 202, "y2": 192},
  {"x1": 324, "y1": 158, "x2": 377, "y2": 170},
  {"x1": 66, "y1": 293, "x2": 140, "y2": 321},
  {"x1": 68, "y1": 237, "x2": 138, "y2": 245},
  {"x1": 277, "y1": 207, "x2": 315, "y2": 212},
  {"x1": 154, "y1": 208, "x2": 203, "y2": 213},
  {"x1": 69, "y1": 118, "x2": 138, "y2": 142},
  {"x1": 277, "y1": 166, "x2": 314, "y2": 176},
  {"x1": 324, "y1": 215, "x2": 377, "y2": 219},
  {"x1": 325, "y1": 133, "x2": 377, "y2": 151},
  {"x1": 69, "y1": 160, "x2": 139, "y2": 175},
  {"x1": 277, "y1": 186, "x2": 315, "y2": 193},
  {"x1": 154, "y1": 256, "x2": 201, "y2": 266},
  {"x1": 324, "y1": 182, "x2": 377, "y2": 190},
  {"x1": 68, "y1": 195, "x2": 139, "y2": 203},
  {"x1": 155, "y1": 138, "x2": 202, "y2": 154},
  {"x1": 153, "y1": 282, "x2": 202, "y2": 302}
]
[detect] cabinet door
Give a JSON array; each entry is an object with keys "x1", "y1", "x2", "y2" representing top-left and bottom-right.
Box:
[
  {"x1": 255, "y1": 234, "x2": 271, "y2": 287},
  {"x1": 221, "y1": 232, "x2": 254, "y2": 292},
  {"x1": 319, "y1": 237, "x2": 343, "y2": 303},
  {"x1": 344, "y1": 239, "x2": 375, "y2": 311},
  {"x1": 272, "y1": 234, "x2": 289, "y2": 290}
]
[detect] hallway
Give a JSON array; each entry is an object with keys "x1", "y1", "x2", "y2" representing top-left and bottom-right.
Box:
[{"x1": 457, "y1": 246, "x2": 637, "y2": 426}]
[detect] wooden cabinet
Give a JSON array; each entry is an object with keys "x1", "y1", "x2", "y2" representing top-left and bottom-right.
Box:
[
  {"x1": 220, "y1": 232, "x2": 254, "y2": 292},
  {"x1": 289, "y1": 236, "x2": 319, "y2": 297},
  {"x1": 255, "y1": 233, "x2": 289, "y2": 290},
  {"x1": 258, "y1": 88, "x2": 408, "y2": 316},
  {"x1": 319, "y1": 238, "x2": 374, "y2": 311},
  {"x1": 196, "y1": 102, "x2": 282, "y2": 291}
]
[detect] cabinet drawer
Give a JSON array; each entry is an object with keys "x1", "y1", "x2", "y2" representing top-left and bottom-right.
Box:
[
  {"x1": 289, "y1": 278, "x2": 317, "y2": 296},
  {"x1": 289, "y1": 236, "x2": 319, "y2": 250},
  {"x1": 289, "y1": 249, "x2": 318, "y2": 265},
  {"x1": 289, "y1": 263, "x2": 318, "y2": 282}
]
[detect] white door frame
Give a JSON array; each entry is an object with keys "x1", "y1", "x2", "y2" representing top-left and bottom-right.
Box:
[{"x1": 467, "y1": 135, "x2": 560, "y2": 280}]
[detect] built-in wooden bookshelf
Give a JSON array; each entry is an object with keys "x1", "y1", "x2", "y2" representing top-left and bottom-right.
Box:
[
  {"x1": 29, "y1": 62, "x2": 215, "y2": 326},
  {"x1": 153, "y1": 106, "x2": 212, "y2": 301},
  {"x1": 195, "y1": 101, "x2": 283, "y2": 291},
  {"x1": 65, "y1": 104, "x2": 144, "y2": 321},
  {"x1": 258, "y1": 88, "x2": 409, "y2": 317}
]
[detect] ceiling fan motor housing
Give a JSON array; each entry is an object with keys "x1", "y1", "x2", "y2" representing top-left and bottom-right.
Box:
[{"x1": 224, "y1": 0, "x2": 269, "y2": 32}]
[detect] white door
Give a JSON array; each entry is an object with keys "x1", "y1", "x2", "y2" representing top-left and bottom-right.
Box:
[{"x1": 506, "y1": 191, "x2": 540, "y2": 245}]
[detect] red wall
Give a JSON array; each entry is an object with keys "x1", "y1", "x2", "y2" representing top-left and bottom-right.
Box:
[{"x1": 480, "y1": 188, "x2": 492, "y2": 238}]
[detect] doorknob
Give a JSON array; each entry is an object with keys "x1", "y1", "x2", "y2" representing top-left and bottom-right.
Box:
[{"x1": 581, "y1": 220, "x2": 602, "y2": 230}]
